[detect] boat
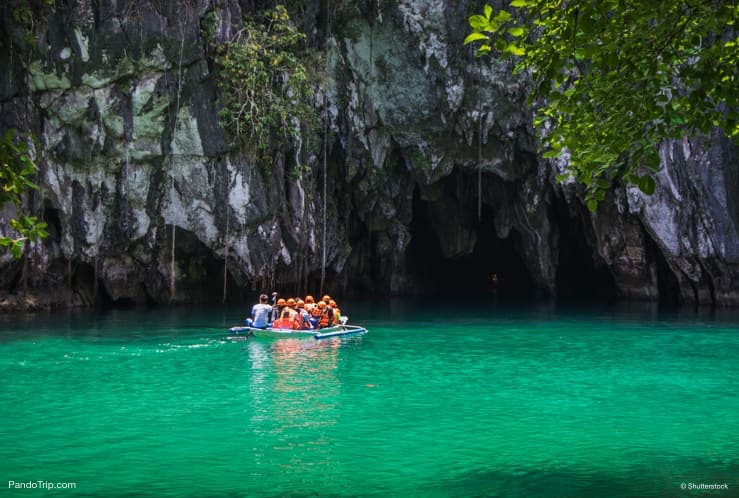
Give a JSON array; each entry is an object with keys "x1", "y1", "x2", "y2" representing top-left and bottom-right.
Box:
[{"x1": 228, "y1": 317, "x2": 368, "y2": 340}]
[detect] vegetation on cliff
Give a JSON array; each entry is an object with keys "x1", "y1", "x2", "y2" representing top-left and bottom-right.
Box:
[
  {"x1": 0, "y1": 130, "x2": 47, "y2": 258},
  {"x1": 0, "y1": 1, "x2": 54, "y2": 259},
  {"x1": 214, "y1": 5, "x2": 322, "y2": 165},
  {"x1": 466, "y1": 0, "x2": 738, "y2": 210}
]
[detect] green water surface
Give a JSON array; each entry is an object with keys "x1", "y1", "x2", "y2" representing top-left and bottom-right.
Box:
[{"x1": 1, "y1": 301, "x2": 738, "y2": 497}]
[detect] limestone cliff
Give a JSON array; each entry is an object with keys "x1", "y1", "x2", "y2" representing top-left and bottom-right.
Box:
[{"x1": 0, "y1": 0, "x2": 737, "y2": 308}]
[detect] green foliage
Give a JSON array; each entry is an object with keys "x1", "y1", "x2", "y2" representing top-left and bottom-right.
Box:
[
  {"x1": 200, "y1": 8, "x2": 220, "y2": 46},
  {"x1": 0, "y1": 129, "x2": 48, "y2": 258},
  {"x1": 6, "y1": 0, "x2": 55, "y2": 46},
  {"x1": 466, "y1": 1, "x2": 739, "y2": 210},
  {"x1": 215, "y1": 5, "x2": 321, "y2": 164}
]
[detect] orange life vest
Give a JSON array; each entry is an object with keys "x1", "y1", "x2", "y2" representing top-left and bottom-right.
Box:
[
  {"x1": 317, "y1": 308, "x2": 333, "y2": 329},
  {"x1": 273, "y1": 310, "x2": 294, "y2": 329}
]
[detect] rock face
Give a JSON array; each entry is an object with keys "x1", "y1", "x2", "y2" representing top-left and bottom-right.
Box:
[{"x1": 0, "y1": 0, "x2": 737, "y2": 308}]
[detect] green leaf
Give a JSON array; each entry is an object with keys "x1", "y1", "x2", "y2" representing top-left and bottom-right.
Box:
[
  {"x1": 508, "y1": 27, "x2": 525, "y2": 37},
  {"x1": 484, "y1": 4, "x2": 493, "y2": 20},
  {"x1": 464, "y1": 32, "x2": 490, "y2": 45},
  {"x1": 469, "y1": 15, "x2": 490, "y2": 30},
  {"x1": 510, "y1": 0, "x2": 532, "y2": 7},
  {"x1": 477, "y1": 45, "x2": 492, "y2": 55},
  {"x1": 638, "y1": 176, "x2": 656, "y2": 195},
  {"x1": 494, "y1": 11, "x2": 512, "y2": 23},
  {"x1": 505, "y1": 44, "x2": 526, "y2": 56},
  {"x1": 11, "y1": 241, "x2": 23, "y2": 259},
  {"x1": 586, "y1": 199, "x2": 599, "y2": 212},
  {"x1": 644, "y1": 150, "x2": 661, "y2": 172}
]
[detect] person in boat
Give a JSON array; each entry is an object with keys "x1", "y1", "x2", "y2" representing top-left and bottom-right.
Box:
[
  {"x1": 246, "y1": 294, "x2": 272, "y2": 329},
  {"x1": 273, "y1": 308, "x2": 295, "y2": 329},
  {"x1": 308, "y1": 297, "x2": 322, "y2": 326},
  {"x1": 304, "y1": 295, "x2": 316, "y2": 313},
  {"x1": 285, "y1": 298, "x2": 299, "y2": 320},
  {"x1": 273, "y1": 298, "x2": 287, "y2": 323},
  {"x1": 328, "y1": 299, "x2": 342, "y2": 326},
  {"x1": 316, "y1": 300, "x2": 334, "y2": 329},
  {"x1": 293, "y1": 300, "x2": 314, "y2": 330}
]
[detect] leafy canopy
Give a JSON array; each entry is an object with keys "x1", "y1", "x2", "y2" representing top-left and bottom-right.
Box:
[
  {"x1": 466, "y1": 0, "x2": 738, "y2": 211},
  {"x1": 0, "y1": 129, "x2": 48, "y2": 258},
  {"x1": 215, "y1": 5, "x2": 319, "y2": 163}
]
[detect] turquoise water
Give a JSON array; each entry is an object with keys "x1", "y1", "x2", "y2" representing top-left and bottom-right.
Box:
[{"x1": 1, "y1": 301, "x2": 738, "y2": 497}]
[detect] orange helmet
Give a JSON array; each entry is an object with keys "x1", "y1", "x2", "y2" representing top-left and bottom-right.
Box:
[
  {"x1": 322, "y1": 295, "x2": 331, "y2": 303},
  {"x1": 305, "y1": 295, "x2": 315, "y2": 303},
  {"x1": 277, "y1": 298, "x2": 286, "y2": 306},
  {"x1": 286, "y1": 298, "x2": 296, "y2": 307},
  {"x1": 329, "y1": 300, "x2": 337, "y2": 307},
  {"x1": 296, "y1": 299, "x2": 305, "y2": 308},
  {"x1": 318, "y1": 301, "x2": 327, "y2": 309}
]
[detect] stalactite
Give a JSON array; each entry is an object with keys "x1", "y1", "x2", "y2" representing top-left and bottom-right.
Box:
[
  {"x1": 320, "y1": 96, "x2": 328, "y2": 296},
  {"x1": 124, "y1": 139, "x2": 130, "y2": 241},
  {"x1": 93, "y1": 254, "x2": 98, "y2": 301},
  {"x1": 169, "y1": 224, "x2": 176, "y2": 302},
  {"x1": 168, "y1": 6, "x2": 188, "y2": 303},
  {"x1": 478, "y1": 112, "x2": 483, "y2": 222}
]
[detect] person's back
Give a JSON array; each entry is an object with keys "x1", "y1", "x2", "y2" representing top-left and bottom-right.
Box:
[
  {"x1": 329, "y1": 300, "x2": 341, "y2": 325},
  {"x1": 293, "y1": 300, "x2": 314, "y2": 330},
  {"x1": 316, "y1": 301, "x2": 334, "y2": 329},
  {"x1": 251, "y1": 294, "x2": 272, "y2": 329},
  {"x1": 273, "y1": 309, "x2": 294, "y2": 329}
]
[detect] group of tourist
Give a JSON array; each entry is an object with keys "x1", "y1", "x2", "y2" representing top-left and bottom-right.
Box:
[{"x1": 247, "y1": 293, "x2": 342, "y2": 330}]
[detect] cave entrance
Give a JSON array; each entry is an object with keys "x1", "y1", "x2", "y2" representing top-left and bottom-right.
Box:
[
  {"x1": 554, "y1": 201, "x2": 619, "y2": 302},
  {"x1": 406, "y1": 188, "x2": 534, "y2": 298}
]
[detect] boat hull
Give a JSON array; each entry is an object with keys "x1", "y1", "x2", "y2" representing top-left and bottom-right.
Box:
[{"x1": 228, "y1": 324, "x2": 367, "y2": 339}]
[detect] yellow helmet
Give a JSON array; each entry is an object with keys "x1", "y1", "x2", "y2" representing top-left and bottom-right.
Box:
[
  {"x1": 286, "y1": 298, "x2": 296, "y2": 307},
  {"x1": 318, "y1": 301, "x2": 327, "y2": 309},
  {"x1": 305, "y1": 295, "x2": 315, "y2": 303},
  {"x1": 277, "y1": 298, "x2": 286, "y2": 306},
  {"x1": 296, "y1": 299, "x2": 305, "y2": 308},
  {"x1": 322, "y1": 295, "x2": 331, "y2": 303}
]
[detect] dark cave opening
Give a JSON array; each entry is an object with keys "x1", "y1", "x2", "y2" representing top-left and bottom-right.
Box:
[
  {"x1": 648, "y1": 236, "x2": 683, "y2": 306},
  {"x1": 554, "y1": 201, "x2": 619, "y2": 302},
  {"x1": 171, "y1": 226, "x2": 242, "y2": 304},
  {"x1": 71, "y1": 262, "x2": 114, "y2": 306},
  {"x1": 406, "y1": 187, "x2": 534, "y2": 299}
]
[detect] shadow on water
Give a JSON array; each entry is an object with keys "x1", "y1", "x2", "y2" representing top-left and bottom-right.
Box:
[
  {"x1": 425, "y1": 458, "x2": 739, "y2": 498},
  {"x1": 345, "y1": 296, "x2": 739, "y2": 328}
]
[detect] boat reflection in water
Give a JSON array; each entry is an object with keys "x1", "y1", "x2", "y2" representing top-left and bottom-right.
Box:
[{"x1": 244, "y1": 336, "x2": 347, "y2": 472}]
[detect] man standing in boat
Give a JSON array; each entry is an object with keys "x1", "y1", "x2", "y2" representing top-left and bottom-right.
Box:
[{"x1": 247, "y1": 294, "x2": 273, "y2": 329}]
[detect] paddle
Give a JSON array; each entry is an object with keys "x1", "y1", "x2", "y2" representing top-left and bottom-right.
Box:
[{"x1": 270, "y1": 291, "x2": 278, "y2": 324}]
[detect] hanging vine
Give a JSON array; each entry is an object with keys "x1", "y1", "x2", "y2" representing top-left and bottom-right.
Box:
[{"x1": 168, "y1": 1, "x2": 190, "y2": 303}]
